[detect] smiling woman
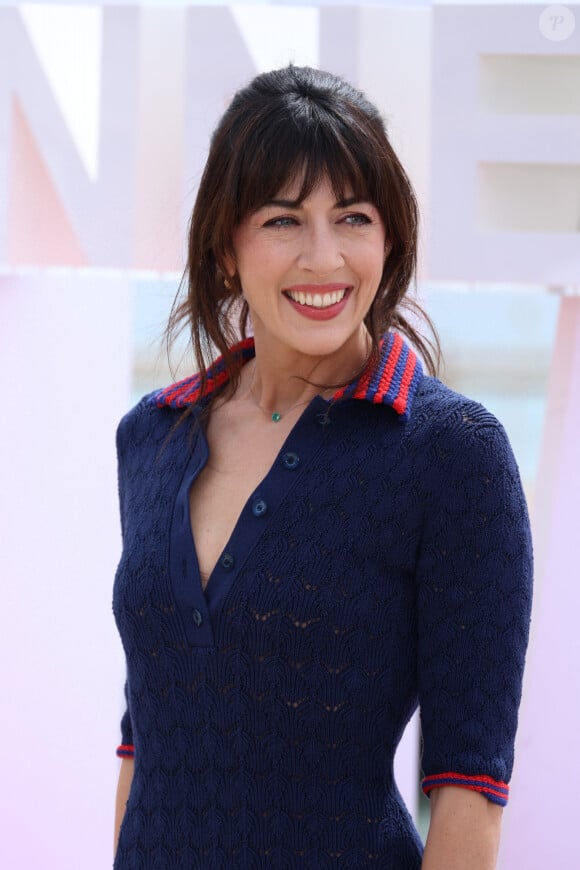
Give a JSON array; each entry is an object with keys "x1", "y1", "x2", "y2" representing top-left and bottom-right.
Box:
[
  {"x1": 227, "y1": 177, "x2": 387, "y2": 363},
  {"x1": 166, "y1": 64, "x2": 438, "y2": 405},
  {"x1": 112, "y1": 66, "x2": 532, "y2": 870}
]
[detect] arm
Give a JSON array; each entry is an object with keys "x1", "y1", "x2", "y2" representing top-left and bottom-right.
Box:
[
  {"x1": 114, "y1": 420, "x2": 135, "y2": 858},
  {"x1": 422, "y1": 787, "x2": 502, "y2": 870},
  {"x1": 114, "y1": 757, "x2": 134, "y2": 857},
  {"x1": 416, "y1": 409, "x2": 532, "y2": 865}
]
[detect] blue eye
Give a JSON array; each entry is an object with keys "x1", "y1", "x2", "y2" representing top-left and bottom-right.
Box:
[
  {"x1": 343, "y1": 213, "x2": 372, "y2": 225},
  {"x1": 264, "y1": 216, "x2": 298, "y2": 228}
]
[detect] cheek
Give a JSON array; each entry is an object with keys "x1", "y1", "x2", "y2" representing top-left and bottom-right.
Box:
[
  {"x1": 356, "y1": 245, "x2": 387, "y2": 283},
  {"x1": 230, "y1": 225, "x2": 258, "y2": 277},
  {"x1": 238, "y1": 245, "x2": 288, "y2": 285}
]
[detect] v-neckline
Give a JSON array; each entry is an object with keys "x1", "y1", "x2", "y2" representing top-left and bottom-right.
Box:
[
  {"x1": 168, "y1": 396, "x2": 335, "y2": 648},
  {"x1": 187, "y1": 397, "x2": 316, "y2": 599}
]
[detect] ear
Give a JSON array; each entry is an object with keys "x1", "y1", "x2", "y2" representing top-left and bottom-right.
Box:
[
  {"x1": 384, "y1": 240, "x2": 392, "y2": 261},
  {"x1": 223, "y1": 252, "x2": 236, "y2": 278}
]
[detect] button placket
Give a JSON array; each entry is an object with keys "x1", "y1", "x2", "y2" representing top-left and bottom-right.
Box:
[
  {"x1": 282, "y1": 452, "x2": 300, "y2": 470},
  {"x1": 190, "y1": 398, "x2": 335, "y2": 631},
  {"x1": 220, "y1": 552, "x2": 235, "y2": 571},
  {"x1": 192, "y1": 608, "x2": 203, "y2": 627},
  {"x1": 252, "y1": 498, "x2": 268, "y2": 517},
  {"x1": 169, "y1": 426, "x2": 214, "y2": 647}
]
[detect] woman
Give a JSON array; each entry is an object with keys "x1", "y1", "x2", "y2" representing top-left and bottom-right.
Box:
[{"x1": 113, "y1": 66, "x2": 532, "y2": 868}]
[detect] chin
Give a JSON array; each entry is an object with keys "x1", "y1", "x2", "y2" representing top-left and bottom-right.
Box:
[{"x1": 285, "y1": 323, "x2": 364, "y2": 360}]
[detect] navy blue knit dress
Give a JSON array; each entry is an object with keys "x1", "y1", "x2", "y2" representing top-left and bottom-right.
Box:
[{"x1": 113, "y1": 334, "x2": 533, "y2": 869}]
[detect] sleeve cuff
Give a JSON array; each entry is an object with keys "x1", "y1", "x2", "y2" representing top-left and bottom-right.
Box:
[
  {"x1": 421, "y1": 772, "x2": 509, "y2": 807},
  {"x1": 116, "y1": 744, "x2": 135, "y2": 759}
]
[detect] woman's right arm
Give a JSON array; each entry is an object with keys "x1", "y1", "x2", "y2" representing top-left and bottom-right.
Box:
[{"x1": 114, "y1": 757, "x2": 134, "y2": 857}]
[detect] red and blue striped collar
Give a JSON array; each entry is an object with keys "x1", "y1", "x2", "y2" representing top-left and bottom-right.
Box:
[{"x1": 150, "y1": 333, "x2": 423, "y2": 421}]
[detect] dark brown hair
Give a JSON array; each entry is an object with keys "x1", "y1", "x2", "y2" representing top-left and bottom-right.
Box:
[{"x1": 167, "y1": 65, "x2": 439, "y2": 400}]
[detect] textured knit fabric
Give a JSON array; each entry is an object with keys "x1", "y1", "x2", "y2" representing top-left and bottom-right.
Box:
[{"x1": 113, "y1": 335, "x2": 533, "y2": 869}]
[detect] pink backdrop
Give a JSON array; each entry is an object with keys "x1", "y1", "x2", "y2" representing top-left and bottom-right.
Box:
[{"x1": 1, "y1": 4, "x2": 578, "y2": 867}]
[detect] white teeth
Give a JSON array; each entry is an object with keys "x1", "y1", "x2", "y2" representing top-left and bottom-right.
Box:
[{"x1": 287, "y1": 288, "x2": 347, "y2": 308}]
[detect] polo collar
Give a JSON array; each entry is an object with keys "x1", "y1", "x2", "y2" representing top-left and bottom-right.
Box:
[{"x1": 150, "y1": 332, "x2": 423, "y2": 421}]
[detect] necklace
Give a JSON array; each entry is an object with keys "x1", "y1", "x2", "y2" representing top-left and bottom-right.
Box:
[
  {"x1": 248, "y1": 365, "x2": 312, "y2": 422},
  {"x1": 249, "y1": 384, "x2": 311, "y2": 422}
]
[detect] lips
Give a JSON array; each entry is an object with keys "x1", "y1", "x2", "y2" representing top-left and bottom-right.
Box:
[{"x1": 283, "y1": 284, "x2": 352, "y2": 321}]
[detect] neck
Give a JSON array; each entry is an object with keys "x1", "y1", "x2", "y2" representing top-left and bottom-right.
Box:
[{"x1": 242, "y1": 327, "x2": 371, "y2": 415}]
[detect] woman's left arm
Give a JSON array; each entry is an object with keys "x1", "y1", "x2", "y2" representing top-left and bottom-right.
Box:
[
  {"x1": 422, "y1": 787, "x2": 502, "y2": 870},
  {"x1": 416, "y1": 405, "x2": 533, "y2": 869}
]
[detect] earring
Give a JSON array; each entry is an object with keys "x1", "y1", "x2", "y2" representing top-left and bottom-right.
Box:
[{"x1": 224, "y1": 276, "x2": 232, "y2": 290}]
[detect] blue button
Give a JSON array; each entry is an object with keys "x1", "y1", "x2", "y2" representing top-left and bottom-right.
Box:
[
  {"x1": 315, "y1": 412, "x2": 331, "y2": 426},
  {"x1": 192, "y1": 608, "x2": 203, "y2": 628},
  {"x1": 252, "y1": 498, "x2": 267, "y2": 517},
  {"x1": 221, "y1": 552, "x2": 235, "y2": 571},
  {"x1": 282, "y1": 452, "x2": 300, "y2": 470}
]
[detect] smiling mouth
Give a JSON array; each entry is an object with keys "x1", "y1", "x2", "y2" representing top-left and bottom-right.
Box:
[{"x1": 284, "y1": 287, "x2": 349, "y2": 309}]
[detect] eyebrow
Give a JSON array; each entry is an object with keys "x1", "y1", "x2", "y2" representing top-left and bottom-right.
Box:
[{"x1": 262, "y1": 196, "x2": 369, "y2": 209}]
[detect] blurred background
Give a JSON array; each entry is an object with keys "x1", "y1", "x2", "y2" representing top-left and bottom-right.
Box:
[{"x1": 0, "y1": 2, "x2": 578, "y2": 867}]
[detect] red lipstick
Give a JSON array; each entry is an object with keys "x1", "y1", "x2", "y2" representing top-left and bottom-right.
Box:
[{"x1": 283, "y1": 284, "x2": 352, "y2": 321}]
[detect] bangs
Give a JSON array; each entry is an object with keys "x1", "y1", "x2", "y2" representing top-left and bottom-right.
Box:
[{"x1": 230, "y1": 102, "x2": 378, "y2": 220}]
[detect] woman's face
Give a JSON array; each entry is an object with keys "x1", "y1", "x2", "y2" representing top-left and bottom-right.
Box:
[{"x1": 227, "y1": 175, "x2": 388, "y2": 361}]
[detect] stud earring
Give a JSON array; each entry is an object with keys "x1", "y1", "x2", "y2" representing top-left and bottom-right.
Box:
[{"x1": 224, "y1": 277, "x2": 232, "y2": 290}]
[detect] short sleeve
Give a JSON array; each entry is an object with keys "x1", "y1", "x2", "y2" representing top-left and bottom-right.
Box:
[
  {"x1": 417, "y1": 412, "x2": 533, "y2": 806},
  {"x1": 116, "y1": 680, "x2": 135, "y2": 759}
]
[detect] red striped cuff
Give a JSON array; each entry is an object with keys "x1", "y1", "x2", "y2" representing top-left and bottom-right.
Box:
[
  {"x1": 421, "y1": 772, "x2": 509, "y2": 807},
  {"x1": 116, "y1": 744, "x2": 135, "y2": 759}
]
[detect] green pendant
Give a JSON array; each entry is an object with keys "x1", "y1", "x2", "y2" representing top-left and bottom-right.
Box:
[{"x1": 271, "y1": 412, "x2": 282, "y2": 422}]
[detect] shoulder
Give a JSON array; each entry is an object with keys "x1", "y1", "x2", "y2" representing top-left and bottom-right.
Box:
[
  {"x1": 409, "y1": 375, "x2": 513, "y2": 456},
  {"x1": 116, "y1": 391, "x2": 155, "y2": 447},
  {"x1": 393, "y1": 376, "x2": 526, "y2": 504},
  {"x1": 412, "y1": 375, "x2": 501, "y2": 431},
  {"x1": 115, "y1": 389, "x2": 192, "y2": 459}
]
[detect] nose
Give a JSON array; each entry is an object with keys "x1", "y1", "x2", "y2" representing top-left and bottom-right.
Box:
[{"x1": 297, "y1": 222, "x2": 345, "y2": 275}]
